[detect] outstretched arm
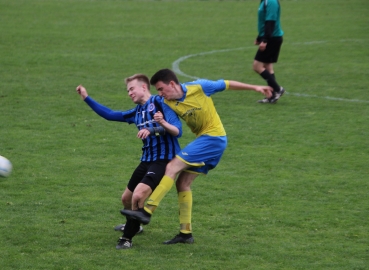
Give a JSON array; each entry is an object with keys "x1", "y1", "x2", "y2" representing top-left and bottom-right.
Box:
[
  {"x1": 75, "y1": 85, "x2": 125, "y2": 121},
  {"x1": 76, "y1": 85, "x2": 89, "y2": 100},
  {"x1": 228, "y1": 80, "x2": 273, "y2": 98}
]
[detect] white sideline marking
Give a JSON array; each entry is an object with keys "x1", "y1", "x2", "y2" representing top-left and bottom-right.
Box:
[
  {"x1": 286, "y1": 93, "x2": 369, "y2": 103},
  {"x1": 172, "y1": 39, "x2": 369, "y2": 104},
  {"x1": 172, "y1": 47, "x2": 247, "y2": 80}
]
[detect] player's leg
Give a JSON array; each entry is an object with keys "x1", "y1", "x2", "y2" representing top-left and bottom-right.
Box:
[
  {"x1": 176, "y1": 171, "x2": 197, "y2": 235},
  {"x1": 163, "y1": 135, "x2": 227, "y2": 244},
  {"x1": 120, "y1": 159, "x2": 178, "y2": 222},
  {"x1": 115, "y1": 187, "x2": 138, "y2": 230},
  {"x1": 115, "y1": 187, "x2": 144, "y2": 233},
  {"x1": 267, "y1": 37, "x2": 284, "y2": 103},
  {"x1": 265, "y1": 63, "x2": 274, "y2": 75},
  {"x1": 124, "y1": 162, "x2": 150, "y2": 209},
  {"x1": 121, "y1": 187, "x2": 133, "y2": 209},
  {"x1": 253, "y1": 60, "x2": 280, "y2": 102},
  {"x1": 252, "y1": 59, "x2": 266, "y2": 74},
  {"x1": 131, "y1": 183, "x2": 153, "y2": 210},
  {"x1": 264, "y1": 62, "x2": 280, "y2": 92},
  {"x1": 144, "y1": 157, "x2": 190, "y2": 213},
  {"x1": 264, "y1": 62, "x2": 284, "y2": 102},
  {"x1": 254, "y1": 37, "x2": 284, "y2": 103},
  {"x1": 121, "y1": 151, "x2": 203, "y2": 224},
  {"x1": 163, "y1": 171, "x2": 197, "y2": 244},
  {"x1": 121, "y1": 157, "x2": 189, "y2": 223},
  {"x1": 115, "y1": 187, "x2": 142, "y2": 243},
  {"x1": 118, "y1": 187, "x2": 144, "y2": 238},
  {"x1": 116, "y1": 163, "x2": 148, "y2": 249},
  {"x1": 131, "y1": 159, "x2": 170, "y2": 211},
  {"x1": 121, "y1": 136, "x2": 226, "y2": 226},
  {"x1": 253, "y1": 39, "x2": 283, "y2": 103}
]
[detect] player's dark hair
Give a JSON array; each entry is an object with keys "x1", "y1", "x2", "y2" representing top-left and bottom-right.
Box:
[
  {"x1": 125, "y1": 74, "x2": 150, "y2": 90},
  {"x1": 150, "y1": 69, "x2": 179, "y2": 86}
]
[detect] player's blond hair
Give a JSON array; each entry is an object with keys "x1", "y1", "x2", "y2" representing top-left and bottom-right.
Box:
[{"x1": 124, "y1": 74, "x2": 150, "y2": 91}]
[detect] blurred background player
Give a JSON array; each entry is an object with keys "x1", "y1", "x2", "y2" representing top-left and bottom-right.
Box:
[
  {"x1": 75, "y1": 74, "x2": 182, "y2": 249},
  {"x1": 253, "y1": 0, "x2": 285, "y2": 104},
  {"x1": 122, "y1": 69, "x2": 272, "y2": 244}
]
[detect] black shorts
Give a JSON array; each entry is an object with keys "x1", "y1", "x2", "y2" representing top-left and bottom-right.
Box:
[
  {"x1": 254, "y1": 36, "x2": 283, "y2": 63},
  {"x1": 127, "y1": 160, "x2": 169, "y2": 192}
]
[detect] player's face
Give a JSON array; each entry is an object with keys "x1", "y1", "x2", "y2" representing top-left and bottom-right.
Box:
[
  {"x1": 127, "y1": 79, "x2": 146, "y2": 104},
  {"x1": 154, "y1": 81, "x2": 177, "y2": 100}
]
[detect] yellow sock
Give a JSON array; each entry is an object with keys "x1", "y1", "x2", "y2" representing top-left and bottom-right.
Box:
[
  {"x1": 178, "y1": 191, "x2": 192, "y2": 234},
  {"x1": 144, "y1": 175, "x2": 174, "y2": 214}
]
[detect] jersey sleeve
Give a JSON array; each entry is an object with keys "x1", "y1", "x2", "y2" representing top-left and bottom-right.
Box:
[
  {"x1": 265, "y1": 0, "x2": 279, "y2": 21},
  {"x1": 194, "y1": 79, "x2": 228, "y2": 96},
  {"x1": 161, "y1": 101, "x2": 183, "y2": 138},
  {"x1": 84, "y1": 96, "x2": 135, "y2": 123}
]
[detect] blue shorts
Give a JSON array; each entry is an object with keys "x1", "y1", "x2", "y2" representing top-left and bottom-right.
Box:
[{"x1": 176, "y1": 135, "x2": 227, "y2": 175}]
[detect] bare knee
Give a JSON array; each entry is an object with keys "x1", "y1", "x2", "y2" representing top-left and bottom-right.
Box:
[
  {"x1": 252, "y1": 62, "x2": 258, "y2": 72},
  {"x1": 165, "y1": 158, "x2": 188, "y2": 179},
  {"x1": 265, "y1": 64, "x2": 274, "y2": 74},
  {"x1": 132, "y1": 183, "x2": 152, "y2": 209},
  {"x1": 253, "y1": 60, "x2": 264, "y2": 74},
  {"x1": 176, "y1": 172, "x2": 197, "y2": 192},
  {"x1": 121, "y1": 189, "x2": 132, "y2": 209},
  {"x1": 122, "y1": 196, "x2": 131, "y2": 209}
]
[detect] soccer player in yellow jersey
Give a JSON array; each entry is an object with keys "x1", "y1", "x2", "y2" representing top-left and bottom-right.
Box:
[{"x1": 122, "y1": 69, "x2": 272, "y2": 244}]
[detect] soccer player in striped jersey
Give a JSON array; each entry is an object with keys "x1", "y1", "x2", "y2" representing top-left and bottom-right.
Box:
[
  {"x1": 75, "y1": 74, "x2": 182, "y2": 249},
  {"x1": 121, "y1": 69, "x2": 272, "y2": 244}
]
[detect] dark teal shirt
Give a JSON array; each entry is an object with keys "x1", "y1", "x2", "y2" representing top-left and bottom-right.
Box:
[{"x1": 258, "y1": 0, "x2": 284, "y2": 37}]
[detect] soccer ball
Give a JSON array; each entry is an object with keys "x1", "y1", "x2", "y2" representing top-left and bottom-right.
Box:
[{"x1": 0, "y1": 155, "x2": 12, "y2": 177}]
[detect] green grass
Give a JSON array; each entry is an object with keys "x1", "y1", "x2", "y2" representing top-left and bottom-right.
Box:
[{"x1": 1, "y1": 0, "x2": 368, "y2": 269}]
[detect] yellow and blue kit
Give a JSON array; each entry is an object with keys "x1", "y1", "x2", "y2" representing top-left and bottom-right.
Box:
[{"x1": 164, "y1": 79, "x2": 229, "y2": 174}]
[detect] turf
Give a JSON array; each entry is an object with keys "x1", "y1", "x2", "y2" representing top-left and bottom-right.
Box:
[{"x1": 0, "y1": 0, "x2": 368, "y2": 269}]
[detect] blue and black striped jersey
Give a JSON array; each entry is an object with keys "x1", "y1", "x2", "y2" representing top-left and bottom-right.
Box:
[{"x1": 84, "y1": 95, "x2": 182, "y2": 162}]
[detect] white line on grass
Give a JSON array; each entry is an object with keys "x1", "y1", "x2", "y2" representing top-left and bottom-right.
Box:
[
  {"x1": 172, "y1": 39, "x2": 369, "y2": 104},
  {"x1": 286, "y1": 93, "x2": 369, "y2": 103},
  {"x1": 172, "y1": 47, "x2": 247, "y2": 80}
]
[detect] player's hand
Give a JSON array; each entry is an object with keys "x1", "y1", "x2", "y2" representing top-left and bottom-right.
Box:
[
  {"x1": 255, "y1": 86, "x2": 273, "y2": 98},
  {"x1": 153, "y1": 111, "x2": 164, "y2": 124},
  {"x1": 259, "y1": 42, "x2": 267, "y2": 51},
  {"x1": 137, "y1": 129, "x2": 150, "y2": 139},
  {"x1": 76, "y1": 85, "x2": 88, "y2": 100}
]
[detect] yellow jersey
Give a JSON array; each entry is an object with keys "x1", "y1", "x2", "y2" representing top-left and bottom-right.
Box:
[{"x1": 164, "y1": 79, "x2": 229, "y2": 137}]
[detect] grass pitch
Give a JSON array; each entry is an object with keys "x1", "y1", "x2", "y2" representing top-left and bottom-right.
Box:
[{"x1": 0, "y1": 0, "x2": 368, "y2": 269}]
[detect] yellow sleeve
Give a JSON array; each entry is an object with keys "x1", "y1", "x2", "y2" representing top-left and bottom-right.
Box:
[{"x1": 224, "y1": 80, "x2": 230, "y2": 90}]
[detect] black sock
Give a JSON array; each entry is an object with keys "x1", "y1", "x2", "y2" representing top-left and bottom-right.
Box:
[
  {"x1": 123, "y1": 219, "x2": 141, "y2": 240},
  {"x1": 260, "y1": 70, "x2": 280, "y2": 93},
  {"x1": 139, "y1": 207, "x2": 151, "y2": 216},
  {"x1": 179, "y1": 232, "x2": 192, "y2": 238}
]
